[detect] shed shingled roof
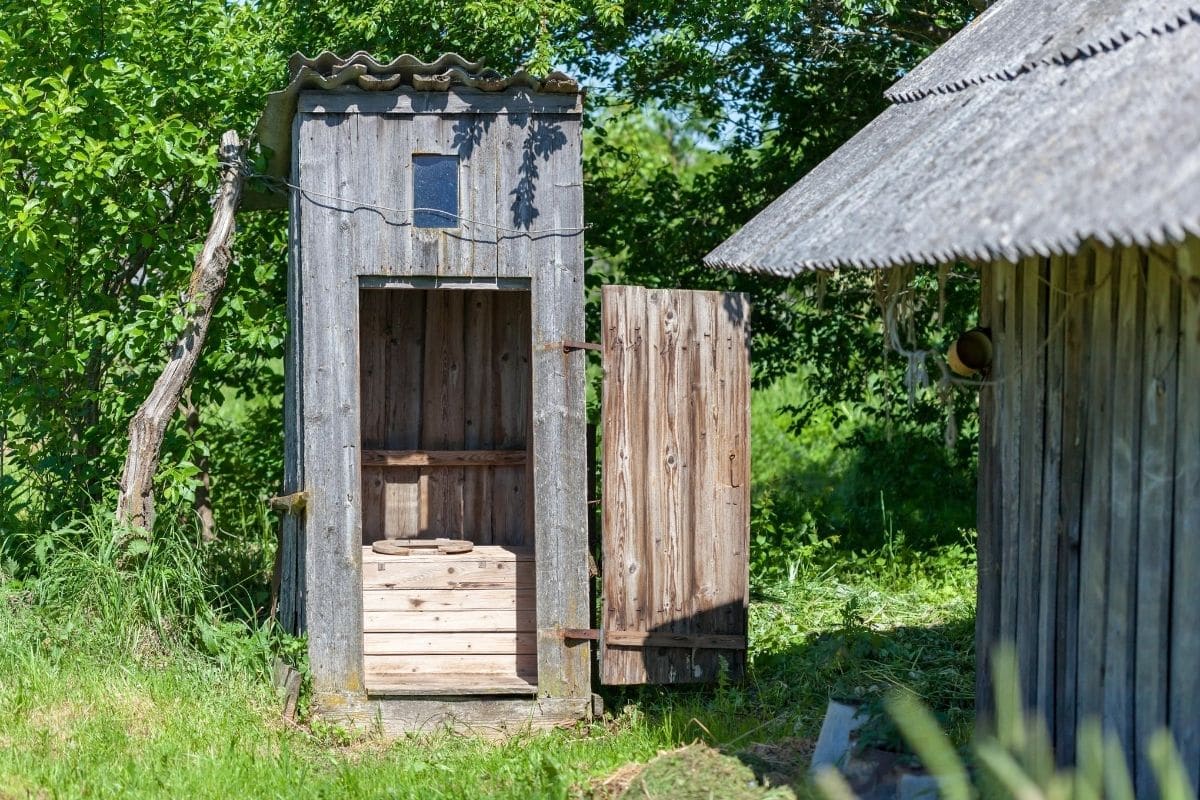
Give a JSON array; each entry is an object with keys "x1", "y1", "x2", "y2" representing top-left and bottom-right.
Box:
[
  {"x1": 886, "y1": 0, "x2": 1200, "y2": 102},
  {"x1": 704, "y1": 0, "x2": 1200, "y2": 275},
  {"x1": 253, "y1": 52, "x2": 579, "y2": 184}
]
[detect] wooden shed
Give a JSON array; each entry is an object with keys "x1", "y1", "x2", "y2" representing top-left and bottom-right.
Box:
[
  {"x1": 254, "y1": 53, "x2": 753, "y2": 734},
  {"x1": 706, "y1": 0, "x2": 1200, "y2": 793}
]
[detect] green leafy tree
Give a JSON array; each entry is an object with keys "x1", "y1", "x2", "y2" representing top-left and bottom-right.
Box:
[{"x1": 1, "y1": 0, "x2": 981, "y2": 565}]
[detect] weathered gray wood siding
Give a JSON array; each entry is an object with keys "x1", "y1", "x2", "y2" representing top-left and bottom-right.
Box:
[
  {"x1": 286, "y1": 87, "x2": 587, "y2": 705},
  {"x1": 978, "y1": 237, "x2": 1200, "y2": 793},
  {"x1": 294, "y1": 89, "x2": 583, "y2": 281},
  {"x1": 530, "y1": 258, "x2": 590, "y2": 701}
]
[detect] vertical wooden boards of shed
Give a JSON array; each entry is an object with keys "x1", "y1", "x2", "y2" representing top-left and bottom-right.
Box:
[
  {"x1": 463, "y1": 291, "x2": 495, "y2": 544},
  {"x1": 1055, "y1": 248, "x2": 1091, "y2": 761},
  {"x1": 350, "y1": 112, "x2": 412, "y2": 275},
  {"x1": 465, "y1": 115, "x2": 501, "y2": 277},
  {"x1": 1017, "y1": 255, "x2": 1045, "y2": 711},
  {"x1": 382, "y1": 290, "x2": 426, "y2": 539},
  {"x1": 1133, "y1": 245, "x2": 1179, "y2": 797},
  {"x1": 1170, "y1": 238, "x2": 1200, "y2": 789},
  {"x1": 298, "y1": 111, "x2": 365, "y2": 695},
  {"x1": 1076, "y1": 246, "x2": 1115, "y2": 727},
  {"x1": 531, "y1": 260, "x2": 590, "y2": 701},
  {"x1": 1036, "y1": 255, "x2": 1064, "y2": 736},
  {"x1": 359, "y1": 291, "x2": 388, "y2": 542},
  {"x1": 600, "y1": 286, "x2": 750, "y2": 685},
  {"x1": 980, "y1": 239, "x2": 1200, "y2": 775},
  {"x1": 493, "y1": 292, "x2": 532, "y2": 545},
  {"x1": 497, "y1": 115, "x2": 583, "y2": 280},
  {"x1": 1104, "y1": 246, "x2": 1144, "y2": 760},
  {"x1": 420, "y1": 290, "x2": 467, "y2": 537}
]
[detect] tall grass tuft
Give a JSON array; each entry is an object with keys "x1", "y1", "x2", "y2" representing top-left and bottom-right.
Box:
[{"x1": 5, "y1": 510, "x2": 272, "y2": 673}]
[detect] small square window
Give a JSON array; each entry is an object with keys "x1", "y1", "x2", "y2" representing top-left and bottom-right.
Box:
[{"x1": 413, "y1": 154, "x2": 459, "y2": 228}]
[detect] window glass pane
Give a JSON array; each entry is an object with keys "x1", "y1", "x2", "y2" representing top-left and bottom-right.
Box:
[{"x1": 413, "y1": 154, "x2": 459, "y2": 228}]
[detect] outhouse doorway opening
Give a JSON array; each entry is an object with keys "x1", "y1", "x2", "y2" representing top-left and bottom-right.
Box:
[{"x1": 357, "y1": 284, "x2": 538, "y2": 696}]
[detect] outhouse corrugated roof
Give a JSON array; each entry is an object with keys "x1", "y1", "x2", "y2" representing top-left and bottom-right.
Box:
[{"x1": 704, "y1": 0, "x2": 1200, "y2": 275}]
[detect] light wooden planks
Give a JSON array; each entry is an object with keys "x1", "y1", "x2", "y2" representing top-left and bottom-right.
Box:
[
  {"x1": 364, "y1": 608, "x2": 537, "y2": 632},
  {"x1": 365, "y1": 654, "x2": 537, "y2": 682},
  {"x1": 600, "y1": 286, "x2": 750, "y2": 685},
  {"x1": 360, "y1": 673, "x2": 537, "y2": 696},
  {"x1": 362, "y1": 545, "x2": 533, "y2": 563},
  {"x1": 364, "y1": 632, "x2": 536, "y2": 655},
  {"x1": 363, "y1": 588, "x2": 534, "y2": 612},
  {"x1": 362, "y1": 558, "x2": 532, "y2": 590},
  {"x1": 360, "y1": 545, "x2": 537, "y2": 694}
]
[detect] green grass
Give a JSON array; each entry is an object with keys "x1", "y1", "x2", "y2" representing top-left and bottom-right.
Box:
[
  {"x1": 0, "y1": 513, "x2": 975, "y2": 798},
  {"x1": 0, "y1": 374, "x2": 979, "y2": 798}
]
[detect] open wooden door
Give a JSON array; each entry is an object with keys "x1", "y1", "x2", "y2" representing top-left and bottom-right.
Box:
[{"x1": 599, "y1": 285, "x2": 751, "y2": 685}]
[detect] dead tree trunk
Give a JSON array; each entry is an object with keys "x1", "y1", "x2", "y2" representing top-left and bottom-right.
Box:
[{"x1": 116, "y1": 130, "x2": 244, "y2": 532}]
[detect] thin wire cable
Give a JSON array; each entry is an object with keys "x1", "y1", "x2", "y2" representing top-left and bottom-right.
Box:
[{"x1": 224, "y1": 160, "x2": 589, "y2": 236}]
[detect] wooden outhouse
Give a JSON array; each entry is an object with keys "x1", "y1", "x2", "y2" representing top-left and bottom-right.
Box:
[
  {"x1": 707, "y1": 0, "x2": 1200, "y2": 792},
  {"x1": 255, "y1": 53, "x2": 752, "y2": 733}
]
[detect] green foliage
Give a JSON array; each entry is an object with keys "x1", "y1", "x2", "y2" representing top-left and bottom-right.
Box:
[
  {"x1": 0, "y1": 0, "x2": 625, "y2": 540},
  {"x1": 2, "y1": 510, "x2": 272, "y2": 672},
  {"x1": 1, "y1": 0, "x2": 981, "y2": 593},
  {"x1": 0, "y1": 0, "x2": 283, "y2": 531},
  {"x1": 751, "y1": 371, "x2": 977, "y2": 572}
]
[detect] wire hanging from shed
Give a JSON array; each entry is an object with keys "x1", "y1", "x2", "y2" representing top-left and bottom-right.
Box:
[{"x1": 873, "y1": 265, "x2": 959, "y2": 449}]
